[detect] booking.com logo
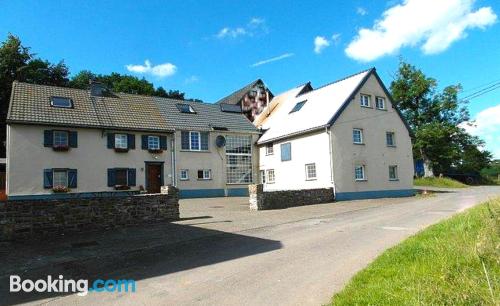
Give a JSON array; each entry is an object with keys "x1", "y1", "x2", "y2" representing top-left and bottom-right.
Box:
[{"x1": 10, "y1": 275, "x2": 136, "y2": 296}]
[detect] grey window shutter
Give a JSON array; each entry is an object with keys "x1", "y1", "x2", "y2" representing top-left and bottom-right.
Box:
[
  {"x1": 128, "y1": 168, "x2": 136, "y2": 186},
  {"x1": 107, "y1": 168, "x2": 116, "y2": 187},
  {"x1": 44, "y1": 130, "x2": 53, "y2": 147},
  {"x1": 141, "y1": 135, "x2": 149, "y2": 149},
  {"x1": 181, "y1": 131, "x2": 190, "y2": 150},
  {"x1": 68, "y1": 169, "x2": 77, "y2": 188},
  {"x1": 160, "y1": 136, "x2": 168, "y2": 150},
  {"x1": 43, "y1": 169, "x2": 53, "y2": 188},
  {"x1": 69, "y1": 131, "x2": 78, "y2": 148},
  {"x1": 281, "y1": 143, "x2": 291, "y2": 161},
  {"x1": 201, "y1": 132, "x2": 209, "y2": 150},
  {"x1": 107, "y1": 133, "x2": 115, "y2": 149},
  {"x1": 128, "y1": 134, "x2": 135, "y2": 149}
]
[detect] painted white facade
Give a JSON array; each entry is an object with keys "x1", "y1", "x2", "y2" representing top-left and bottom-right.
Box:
[{"x1": 257, "y1": 69, "x2": 414, "y2": 199}]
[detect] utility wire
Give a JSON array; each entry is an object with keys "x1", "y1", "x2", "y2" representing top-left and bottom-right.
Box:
[{"x1": 461, "y1": 81, "x2": 500, "y2": 100}]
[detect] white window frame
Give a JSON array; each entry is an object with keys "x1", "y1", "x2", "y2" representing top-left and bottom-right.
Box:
[
  {"x1": 226, "y1": 136, "x2": 253, "y2": 184},
  {"x1": 115, "y1": 134, "x2": 128, "y2": 149},
  {"x1": 265, "y1": 143, "x2": 274, "y2": 155},
  {"x1": 180, "y1": 169, "x2": 189, "y2": 181},
  {"x1": 389, "y1": 165, "x2": 398, "y2": 181},
  {"x1": 260, "y1": 170, "x2": 266, "y2": 184},
  {"x1": 189, "y1": 131, "x2": 201, "y2": 151},
  {"x1": 353, "y1": 128, "x2": 364, "y2": 144},
  {"x1": 386, "y1": 132, "x2": 396, "y2": 147},
  {"x1": 53, "y1": 169, "x2": 68, "y2": 187},
  {"x1": 267, "y1": 169, "x2": 275, "y2": 184},
  {"x1": 305, "y1": 163, "x2": 317, "y2": 180},
  {"x1": 354, "y1": 165, "x2": 366, "y2": 181},
  {"x1": 376, "y1": 97, "x2": 386, "y2": 110},
  {"x1": 53, "y1": 130, "x2": 69, "y2": 147},
  {"x1": 148, "y1": 135, "x2": 160, "y2": 150},
  {"x1": 198, "y1": 169, "x2": 211, "y2": 180},
  {"x1": 360, "y1": 94, "x2": 371, "y2": 107}
]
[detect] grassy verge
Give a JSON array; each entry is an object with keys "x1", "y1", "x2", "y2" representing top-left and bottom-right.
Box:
[
  {"x1": 331, "y1": 198, "x2": 500, "y2": 305},
  {"x1": 414, "y1": 176, "x2": 468, "y2": 188}
]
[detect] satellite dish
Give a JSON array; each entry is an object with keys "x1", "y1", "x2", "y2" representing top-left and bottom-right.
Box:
[{"x1": 215, "y1": 135, "x2": 226, "y2": 148}]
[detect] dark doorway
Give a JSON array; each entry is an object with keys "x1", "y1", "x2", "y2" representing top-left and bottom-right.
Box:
[{"x1": 146, "y1": 162, "x2": 163, "y2": 193}]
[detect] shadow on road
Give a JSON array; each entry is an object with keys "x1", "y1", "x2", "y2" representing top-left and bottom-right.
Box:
[{"x1": 0, "y1": 221, "x2": 282, "y2": 305}]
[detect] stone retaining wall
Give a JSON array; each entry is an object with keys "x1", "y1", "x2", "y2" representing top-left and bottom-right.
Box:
[
  {"x1": 249, "y1": 184, "x2": 334, "y2": 210},
  {"x1": 0, "y1": 187, "x2": 179, "y2": 241}
]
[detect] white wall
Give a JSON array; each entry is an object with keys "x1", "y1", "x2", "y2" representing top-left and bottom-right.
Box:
[
  {"x1": 258, "y1": 130, "x2": 332, "y2": 191},
  {"x1": 7, "y1": 124, "x2": 173, "y2": 196}
]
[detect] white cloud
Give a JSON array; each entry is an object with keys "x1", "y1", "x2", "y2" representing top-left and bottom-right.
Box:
[
  {"x1": 126, "y1": 60, "x2": 177, "y2": 77},
  {"x1": 251, "y1": 53, "x2": 294, "y2": 67},
  {"x1": 345, "y1": 0, "x2": 497, "y2": 62},
  {"x1": 216, "y1": 17, "x2": 268, "y2": 39},
  {"x1": 184, "y1": 75, "x2": 199, "y2": 84},
  {"x1": 461, "y1": 104, "x2": 500, "y2": 158},
  {"x1": 357, "y1": 7, "x2": 368, "y2": 16},
  {"x1": 331, "y1": 33, "x2": 341, "y2": 45},
  {"x1": 314, "y1": 36, "x2": 330, "y2": 54}
]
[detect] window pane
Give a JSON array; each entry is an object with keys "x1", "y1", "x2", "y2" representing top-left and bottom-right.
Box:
[
  {"x1": 267, "y1": 169, "x2": 275, "y2": 183},
  {"x1": 115, "y1": 134, "x2": 128, "y2": 149},
  {"x1": 353, "y1": 129, "x2": 362, "y2": 143},
  {"x1": 266, "y1": 143, "x2": 273, "y2": 155},
  {"x1": 200, "y1": 132, "x2": 209, "y2": 150},
  {"x1": 180, "y1": 169, "x2": 188, "y2": 180},
  {"x1": 115, "y1": 169, "x2": 128, "y2": 185},
  {"x1": 51, "y1": 97, "x2": 72, "y2": 108},
  {"x1": 355, "y1": 166, "x2": 364, "y2": 180},
  {"x1": 386, "y1": 132, "x2": 394, "y2": 146},
  {"x1": 53, "y1": 170, "x2": 67, "y2": 187},
  {"x1": 190, "y1": 132, "x2": 200, "y2": 150},
  {"x1": 226, "y1": 136, "x2": 252, "y2": 184},
  {"x1": 306, "y1": 164, "x2": 316, "y2": 180},
  {"x1": 281, "y1": 143, "x2": 291, "y2": 161},
  {"x1": 148, "y1": 136, "x2": 160, "y2": 150},
  {"x1": 181, "y1": 131, "x2": 190, "y2": 150},
  {"x1": 53, "y1": 131, "x2": 68, "y2": 146},
  {"x1": 389, "y1": 166, "x2": 398, "y2": 180},
  {"x1": 290, "y1": 100, "x2": 307, "y2": 113}
]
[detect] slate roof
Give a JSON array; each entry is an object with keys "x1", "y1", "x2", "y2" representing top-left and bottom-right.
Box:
[
  {"x1": 154, "y1": 97, "x2": 258, "y2": 132},
  {"x1": 216, "y1": 79, "x2": 272, "y2": 105},
  {"x1": 7, "y1": 81, "x2": 258, "y2": 133},
  {"x1": 257, "y1": 68, "x2": 374, "y2": 144}
]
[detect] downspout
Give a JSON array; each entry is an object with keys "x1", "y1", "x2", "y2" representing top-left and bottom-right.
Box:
[
  {"x1": 326, "y1": 126, "x2": 337, "y2": 199},
  {"x1": 171, "y1": 130, "x2": 176, "y2": 187}
]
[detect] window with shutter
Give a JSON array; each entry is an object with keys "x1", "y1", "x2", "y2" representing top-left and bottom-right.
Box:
[{"x1": 281, "y1": 143, "x2": 291, "y2": 161}]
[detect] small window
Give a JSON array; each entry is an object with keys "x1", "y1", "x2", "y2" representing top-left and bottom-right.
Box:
[
  {"x1": 386, "y1": 132, "x2": 395, "y2": 146},
  {"x1": 190, "y1": 131, "x2": 200, "y2": 150},
  {"x1": 265, "y1": 143, "x2": 274, "y2": 155},
  {"x1": 305, "y1": 163, "x2": 317, "y2": 180},
  {"x1": 360, "y1": 94, "x2": 371, "y2": 107},
  {"x1": 289, "y1": 100, "x2": 307, "y2": 113},
  {"x1": 267, "y1": 169, "x2": 275, "y2": 183},
  {"x1": 176, "y1": 103, "x2": 196, "y2": 113},
  {"x1": 50, "y1": 96, "x2": 73, "y2": 108},
  {"x1": 180, "y1": 169, "x2": 189, "y2": 181},
  {"x1": 389, "y1": 165, "x2": 398, "y2": 181},
  {"x1": 197, "y1": 169, "x2": 211, "y2": 180},
  {"x1": 353, "y1": 129, "x2": 363, "y2": 144},
  {"x1": 53, "y1": 170, "x2": 68, "y2": 187},
  {"x1": 115, "y1": 169, "x2": 128, "y2": 186},
  {"x1": 53, "y1": 131, "x2": 69, "y2": 147},
  {"x1": 115, "y1": 134, "x2": 128, "y2": 149},
  {"x1": 281, "y1": 143, "x2": 291, "y2": 161},
  {"x1": 355, "y1": 165, "x2": 366, "y2": 181},
  {"x1": 148, "y1": 136, "x2": 160, "y2": 150},
  {"x1": 260, "y1": 170, "x2": 266, "y2": 184},
  {"x1": 376, "y1": 97, "x2": 386, "y2": 109}
]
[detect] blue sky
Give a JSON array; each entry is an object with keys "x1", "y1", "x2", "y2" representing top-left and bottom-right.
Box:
[{"x1": 1, "y1": 0, "x2": 499, "y2": 157}]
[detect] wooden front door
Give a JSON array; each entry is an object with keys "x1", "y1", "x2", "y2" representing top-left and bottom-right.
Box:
[{"x1": 146, "y1": 164, "x2": 162, "y2": 193}]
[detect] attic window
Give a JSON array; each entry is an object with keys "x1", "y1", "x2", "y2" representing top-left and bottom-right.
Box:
[
  {"x1": 220, "y1": 103, "x2": 242, "y2": 113},
  {"x1": 176, "y1": 103, "x2": 196, "y2": 114},
  {"x1": 50, "y1": 97, "x2": 73, "y2": 108},
  {"x1": 289, "y1": 100, "x2": 306, "y2": 113}
]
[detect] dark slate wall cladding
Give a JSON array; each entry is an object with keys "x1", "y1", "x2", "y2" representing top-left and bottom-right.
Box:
[
  {"x1": 249, "y1": 184, "x2": 334, "y2": 210},
  {"x1": 0, "y1": 190, "x2": 179, "y2": 241}
]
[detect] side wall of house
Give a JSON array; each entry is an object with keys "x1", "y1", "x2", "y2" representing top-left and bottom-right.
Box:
[
  {"x1": 258, "y1": 130, "x2": 332, "y2": 191},
  {"x1": 174, "y1": 131, "x2": 260, "y2": 197},
  {"x1": 330, "y1": 73, "x2": 414, "y2": 199},
  {"x1": 6, "y1": 124, "x2": 173, "y2": 197}
]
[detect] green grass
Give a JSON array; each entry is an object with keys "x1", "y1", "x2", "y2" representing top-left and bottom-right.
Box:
[
  {"x1": 414, "y1": 176, "x2": 468, "y2": 188},
  {"x1": 331, "y1": 198, "x2": 500, "y2": 306}
]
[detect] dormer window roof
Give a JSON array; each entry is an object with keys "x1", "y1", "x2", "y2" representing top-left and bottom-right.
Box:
[
  {"x1": 50, "y1": 96, "x2": 73, "y2": 108},
  {"x1": 176, "y1": 103, "x2": 196, "y2": 114}
]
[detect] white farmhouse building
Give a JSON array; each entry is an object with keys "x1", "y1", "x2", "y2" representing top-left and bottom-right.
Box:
[{"x1": 255, "y1": 68, "x2": 415, "y2": 200}]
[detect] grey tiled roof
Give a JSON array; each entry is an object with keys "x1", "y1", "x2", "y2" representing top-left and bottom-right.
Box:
[
  {"x1": 216, "y1": 79, "x2": 263, "y2": 105},
  {"x1": 8, "y1": 81, "x2": 258, "y2": 133},
  {"x1": 154, "y1": 97, "x2": 258, "y2": 132}
]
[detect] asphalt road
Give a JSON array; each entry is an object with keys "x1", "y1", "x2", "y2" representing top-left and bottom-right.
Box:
[{"x1": 8, "y1": 186, "x2": 500, "y2": 306}]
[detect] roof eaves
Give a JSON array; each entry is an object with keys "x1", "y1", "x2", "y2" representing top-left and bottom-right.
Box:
[{"x1": 257, "y1": 125, "x2": 327, "y2": 145}]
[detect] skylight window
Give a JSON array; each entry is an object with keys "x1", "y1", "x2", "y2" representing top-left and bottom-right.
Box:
[
  {"x1": 289, "y1": 100, "x2": 306, "y2": 113},
  {"x1": 50, "y1": 97, "x2": 73, "y2": 108},
  {"x1": 176, "y1": 103, "x2": 196, "y2": 114}
]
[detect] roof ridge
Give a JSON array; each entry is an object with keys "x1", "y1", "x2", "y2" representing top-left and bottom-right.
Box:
[
  {"x1": 215, "y1": 79, "x2": 262, "y2": 104},
  {"x1": 307, "y1": 67, "x2": 374, "y2": 93},
  {"x1": 15, "y1": 81, "x2": 90, "y2": 93}
]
